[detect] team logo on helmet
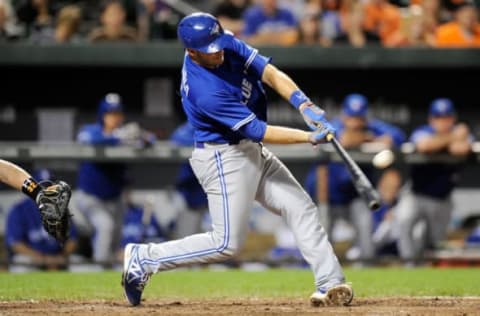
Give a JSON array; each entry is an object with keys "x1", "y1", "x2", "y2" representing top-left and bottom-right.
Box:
[
  {"x1": 436, "y1": 100, "x2": 448, "y2": 112},
  {"x1": 210, "y1": 23, "x2": 220, "y2": 36},
  {"x1": 349, "y1": 98, "x2": 364, "y2": 111},
  {"x1": 106, "y1": 93, "x2": 121, "y2": 105}
]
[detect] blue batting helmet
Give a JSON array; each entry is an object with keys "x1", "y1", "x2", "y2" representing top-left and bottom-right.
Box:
[
  {"x1": 429, "y1": 98, "x2": 455, "y2": 117},
  {"x1": 97, "y1": 93, "x2": 123, "y2": 124},
  {"x1": 343, "y1": 94, "x2": 369, "y2": 117},
  {"x1": 177, "y1": 13, "x2": 228, "y2": 53}
]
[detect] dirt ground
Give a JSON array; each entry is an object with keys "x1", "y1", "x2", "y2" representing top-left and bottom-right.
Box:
[{"x1": 1, "y1": 297, "x2": 479, "y2": 316}]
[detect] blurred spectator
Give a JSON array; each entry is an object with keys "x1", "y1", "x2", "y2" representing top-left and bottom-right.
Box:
[
  {"x1": 168, "y1": 121, "x2": 208, "y2": 238},
  {"x1": 421, "y1": 0, "x2": 447, "y2": 24},
  {"x1": 362, "y1": 0, "x2": 402, "y2": 45},
  {"x1": 320, "y1": 0, "x2": 343, "y2": 42},
  {"x1": 395, "y1": 98, "x2": 473, "y2": 264},
  {"x1": 434, "y1": 1, "x2": 480, "y2": 47},
  {"x1": 88, "y1": 0, "x2": 137, "y2": 42},
  {"x1": 16, "y1": 0, "x2": 56, "y2": 43},
  {"x1": 335, "y1": 0, "x2": 381, "y2": 47},
  {"x1": 73, "y1": 93, "x2": 155, "y2": 264},
  {"x1": 0, "y1": 0, "x2": 23, "y2": 40},
  {"x1": 242, "y1": 0, "x2": 299, "y2": 46},
  {"x1": 5, "y1": 169, "x2": 77, "y2": 272},
  {"x1": 137, "y1": 0, "x2": 179, "y2": 41},
  {"x1": 54, "y1": 4, "x2": 82, "y2": 43},
  {"x1": 297, "y1": 0, "x2": 329, "y2": 45},
  {"x1": 298, "y1": 11, "x2": 331, "y2": 46},
  {"x1": 304, "y1": 94, "x2": 405, "y2": 262},
  {"x1": 213, "y1": 0, "x2": 251, "y2": 36},
  {"x1": 384, "y1": 5, "x2": 436, "y2": 47},
  {"x1": 279, "y1": 0, "x2": 306, "y2": 20}
]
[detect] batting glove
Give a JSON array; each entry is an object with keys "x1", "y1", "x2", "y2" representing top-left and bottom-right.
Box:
[
  {"x1": 300, "y1": 102, "x2": 330, "y2": 131},
  {"x1": 308, "y1": 124, "x2": 336, "y2": 145}
]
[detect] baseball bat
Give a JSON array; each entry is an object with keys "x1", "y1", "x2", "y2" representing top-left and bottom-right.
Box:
[{"x1": 326, "y1": 133, "x2": 382, "y2": 211}]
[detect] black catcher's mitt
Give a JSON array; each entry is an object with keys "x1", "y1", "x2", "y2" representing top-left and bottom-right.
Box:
[{"x1": 36, "y1": 181, "x2": 72, "y2": 243}]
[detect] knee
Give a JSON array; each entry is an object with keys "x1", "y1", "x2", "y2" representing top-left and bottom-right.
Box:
[{"x1": 211, "y1": 231, "x2": 243, "y2": 259}]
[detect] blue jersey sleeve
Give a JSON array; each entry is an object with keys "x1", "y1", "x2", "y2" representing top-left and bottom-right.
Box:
[
  {"x1": 370, "y1": 120, "x2": 406, "y2": 147},
  {"x1": 77, "y1": 125, "x2": 121, "y2": 145},
  {"x1": 228, "y1": 36, "x2": 271, "y2": 78},
  {"x1": 198, "y1": 91, "x2": 267, "y2": 142},
  {"x1": 410, "y1": 126, "x2": 434, "y2": 144}
]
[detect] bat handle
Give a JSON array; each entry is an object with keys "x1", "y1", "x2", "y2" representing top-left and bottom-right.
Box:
[{"x1": 325, "y1": 133, "x2": 334, "y2": 142}]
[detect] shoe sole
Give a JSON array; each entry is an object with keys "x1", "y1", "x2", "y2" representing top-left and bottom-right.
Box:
[
  {"x1": 310, "y1": 284, "x2": 353, "y2": 307},
  {"x1": 327, "y1": 284, "x2": 354, "y2": 306}
]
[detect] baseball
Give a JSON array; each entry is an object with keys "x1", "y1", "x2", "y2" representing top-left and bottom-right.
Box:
[{"x1": 372, "y1": 149, "x2": 395, "y2": 169}]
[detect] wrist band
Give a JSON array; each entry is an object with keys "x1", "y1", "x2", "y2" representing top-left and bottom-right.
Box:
[
  {"x1": 289, "y1": 90, "x2": 310, "y2": 109},
  {"x1": 22, "y1": 177, "x2": 41, "y2": 200}
]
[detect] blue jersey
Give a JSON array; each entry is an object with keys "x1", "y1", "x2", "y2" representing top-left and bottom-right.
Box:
[
  {"x1": 242, "y1": 5, "x2": 297, "y2": 37},
  {"x1": 170, "y1": 122, "x2": 208, "y2": 209},
  {"x1": 409, "y1": 125, "x2": 464, "y2": 198},
  {"x1": 5, "y1": 198, "x2": 77, "y2": 257},
  {"x1": 305, "y1": 119, "x2": 405, "y2": 205},
  {"x1": 120, "y1": 204, "x2": 166, "y2": 248},
  {"x1": 180, "y1": 34, "x2": 271, "y2": 144},
  {"x1": 77, "y1": 123, "x2": 127, "y2": 199}
]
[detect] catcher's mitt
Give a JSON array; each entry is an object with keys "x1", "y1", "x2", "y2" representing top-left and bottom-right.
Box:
[{"x1": 36, "y1": 180, "x2": 72, "y2": 243}]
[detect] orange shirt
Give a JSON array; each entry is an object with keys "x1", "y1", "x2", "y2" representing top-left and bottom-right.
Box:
[
  {"x1": 435, "y1": 22, "x2": 480, "y2": 47},
  {"x1": 363, "y1": 3, "x2": 401, "y2": 44}
]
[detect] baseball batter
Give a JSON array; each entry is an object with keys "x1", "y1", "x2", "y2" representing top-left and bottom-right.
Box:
[{"x1": 122, "y1": 12, "x2": 353, "y2": 307}]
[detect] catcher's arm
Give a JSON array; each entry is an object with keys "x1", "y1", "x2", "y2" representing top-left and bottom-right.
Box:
[
  {"x1": 0, "y1": 159, "x2": 36, "y2": 192},
  {"x1": 0, "y1": 160, "x2": 73, "y2": 243}
]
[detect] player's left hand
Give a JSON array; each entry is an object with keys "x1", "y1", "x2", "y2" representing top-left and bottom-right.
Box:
[
  {"x1": 300, "y1": 102, "x2": 331, "y2": 131},
  {"x1": 309, "y1": 125, "x2": 335, "y2": 145}
]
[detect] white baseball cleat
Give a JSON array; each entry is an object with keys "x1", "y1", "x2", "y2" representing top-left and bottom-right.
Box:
[
  {"x1": 310, "y1": 283, "x2": 354, "y2": 307},
  {"x1": 121, "y1": 243, "x2": 152, "y2": 306}
]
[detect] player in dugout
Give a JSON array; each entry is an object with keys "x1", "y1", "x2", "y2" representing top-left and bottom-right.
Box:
[
  {"x1": 394, "y1": 98, "x2": 473, "y2": 265},
  {"x1": 122, "y1": 12, "x2": 353, "y2": 307}
]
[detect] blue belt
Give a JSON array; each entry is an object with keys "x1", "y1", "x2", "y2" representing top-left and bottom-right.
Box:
[{"x1": 195, "y1": 140, "x2": 240, "y2": 148}]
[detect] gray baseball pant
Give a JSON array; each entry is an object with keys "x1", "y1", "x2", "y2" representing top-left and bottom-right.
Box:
[{"x1": 137, "y1": 140, "x2": 345, "y2": 290}]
